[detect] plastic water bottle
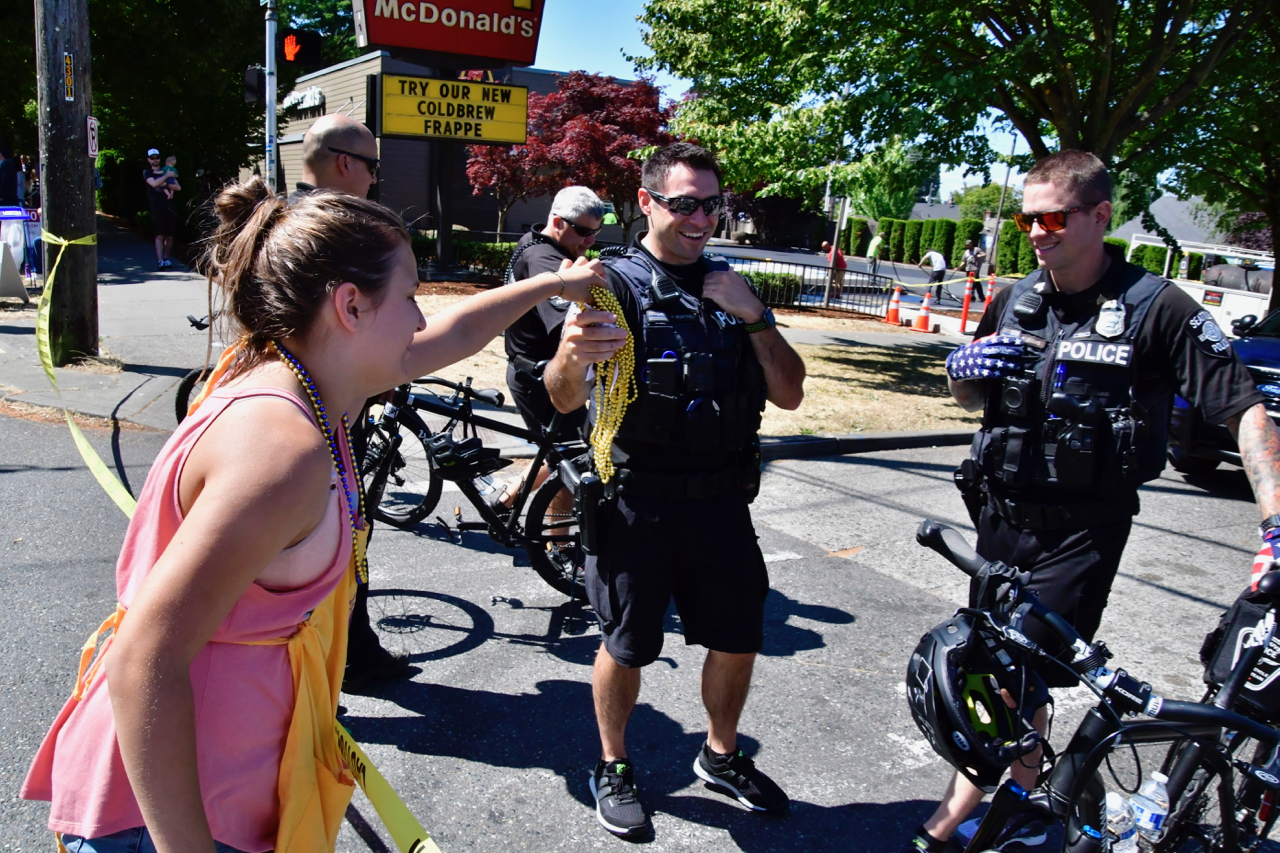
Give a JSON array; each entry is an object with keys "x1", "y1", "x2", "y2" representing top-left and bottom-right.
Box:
[
  {"x1": 1105, "y1": 791, "x2": 1139, "y2": 853},
  {"x1": 1131, "y1": 772, "x2": 1171, "y2": 841}
]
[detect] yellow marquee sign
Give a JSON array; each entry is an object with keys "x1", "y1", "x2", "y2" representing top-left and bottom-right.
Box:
[{"x1": 382, "y1": 75, "x2": 528, "y2": 144}]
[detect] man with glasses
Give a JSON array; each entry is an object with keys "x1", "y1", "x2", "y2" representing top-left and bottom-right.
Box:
[
  {"x1": 490, "y1": 186, "x2": 606, "y2": 514},
  {"x1": 546, "y1": 142, "x2": 806, "y2": 839},
  {"x1": 297, "y1": 114, "x2": 379, "y2": 199},
  {"x1": 293, "y1": 114, "x2": 408, "y2": 696},
  {"x1": 906, "y1": 150, "x2": 1280, "y2": 853}
]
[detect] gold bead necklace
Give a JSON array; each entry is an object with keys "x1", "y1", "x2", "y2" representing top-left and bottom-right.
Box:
[
  {"x1": 583, "y1": 285, "x2": 638, "y2": 483},
  {"x1": 269, "y1": 341, "x2": 369, "y2": 584}
]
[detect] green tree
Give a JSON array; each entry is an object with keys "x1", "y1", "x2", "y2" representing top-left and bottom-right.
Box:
[
  {"x1": 1162, "y1": 15, "x2": 1280, "y2": 286},
  {"x1": 950, "y1": 183, "x2": 1023, "y2": 221},
  {"x1": 638, "y1": 0, "x2": 1275, "y2": 183},
  {"x1": 0, "y1": 4, "x2": 36, "y2": 155},
  {"x1": 920, "y1": 220, "x2": 937, "y2": 258},
  {"x1": 903, "y1": 220, "x2": 923, "y2": 263}
]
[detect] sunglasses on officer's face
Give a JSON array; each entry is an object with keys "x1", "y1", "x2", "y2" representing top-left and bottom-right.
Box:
[
  {"x1": 327, "y1": 146, "x2": 380, "y2": 176},
  {"x1": 560, "y1": 216, "x2": 601, "y2": 238},
  {"x1": 644, "y1": 188, "x2": 725, "y2": 217},
  {"x1": 1012, "y1": 202, "x2": 1104, "y2": 233}
]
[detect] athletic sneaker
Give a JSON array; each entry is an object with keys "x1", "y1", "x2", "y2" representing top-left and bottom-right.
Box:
[
  {"x1": 900, "y1": 825, "x2": 948, "y2": 853},
  {"x1": 693, "y1": 741, "x2": 790, "y2": 813},
  {"x1": 589, "y1": 759, "x2": 648, "y2": 837},
  {"x1": 955, "y1": 816, "x2": 1048, "y2": 849}
]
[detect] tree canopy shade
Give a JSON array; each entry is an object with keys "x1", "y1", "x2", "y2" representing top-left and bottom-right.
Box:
[
  {"x1": 466, "y1": 72, "x2": 673, "y2": 243},
  {"x1": 1163, "y1": 14, "x2": 1280, "y2": 269},
  {"x1": 637, "y1": 0, "x2": 1276, "y2": 176},
  {"x1": 951, "y1": 183, "x2": 1022, "y2": 221}
]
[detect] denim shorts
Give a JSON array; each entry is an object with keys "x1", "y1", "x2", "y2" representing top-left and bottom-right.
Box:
[{"x1": 61, "y1": 827, "x2": 255, "y2": 853}]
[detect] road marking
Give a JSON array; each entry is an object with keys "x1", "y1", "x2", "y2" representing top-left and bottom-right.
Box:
[{"x1": 762, "y1": 551, "x2": 804, "y2": 563}]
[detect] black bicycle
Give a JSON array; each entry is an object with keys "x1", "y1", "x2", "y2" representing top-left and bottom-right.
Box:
[
  {"x1": 358, "y1": 374, "x2": 588, "y2": 598},
  {"x1": 911, "y1": 519, "x2": 1280, "y2": 853}
]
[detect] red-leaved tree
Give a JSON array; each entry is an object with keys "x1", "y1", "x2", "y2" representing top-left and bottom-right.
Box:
[
  {"x1": 465, "y1": 91, "x2": 563, "y2": 234},
  {"x1": 544, "y1": 72, "x2": 674, "y2": 244}
]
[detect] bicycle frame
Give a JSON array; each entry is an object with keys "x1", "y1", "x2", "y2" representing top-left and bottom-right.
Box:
[{"x1": 397, "y1": 378, "x2": 585, "y2": 549}]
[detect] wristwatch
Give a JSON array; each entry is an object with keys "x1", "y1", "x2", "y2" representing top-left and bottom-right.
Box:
[
  {"x1": 1261, "y1": 514, "x2": 1280, "y2": 539},
  {"x1": 744, "y1": 308, "x2": 776, "y2": 334}
]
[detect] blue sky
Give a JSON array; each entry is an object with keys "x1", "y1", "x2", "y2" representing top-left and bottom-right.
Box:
[{"x1": 531, "y1": 0, "x2": 1023, "y2": 201}]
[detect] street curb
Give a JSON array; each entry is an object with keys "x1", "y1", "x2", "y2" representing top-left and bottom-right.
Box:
[{"x1": 760, "y1": 429, "x2": 973, "y2": 460}]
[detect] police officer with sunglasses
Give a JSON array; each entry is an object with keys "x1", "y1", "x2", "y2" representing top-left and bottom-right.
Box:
[
  {"x1": 546, "y1": 142, "x2": 806, "y2": 839},
  {"x1": 905, "y1": 151, "x2": 1280, "y2": 853}
]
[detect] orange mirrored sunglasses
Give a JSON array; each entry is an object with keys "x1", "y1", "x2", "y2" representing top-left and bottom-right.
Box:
[{"x1": 1012, "y1": 202, "x2": 1103, "y2": 233}]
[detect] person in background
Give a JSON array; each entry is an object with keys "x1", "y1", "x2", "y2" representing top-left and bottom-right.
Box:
[
  {"x1": 919, "y1": 247, "x2": 949, "y2": 301},
  {"x1": 494, "y1": 186, "x2": 604, "y2": 515},
  {"x1": 821, "y1": 239, "x2": 847, "y2": 300},
  {"x1": 865, "y1": 231, "x2": 884, "y2": 278},
  {"x1": 296, "y1": 114, "x2": 379, "y2": 200},
  {"x1": 143, "y1": 149, "x2": 177, "y2": 270},
  {"x1": 961, "y1": 239, "x2": 987, "y2": 301}
]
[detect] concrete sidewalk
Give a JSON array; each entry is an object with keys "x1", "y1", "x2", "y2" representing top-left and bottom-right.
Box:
[{"x1": 0, "y1": 220, "x2": 972, "y2": 456}]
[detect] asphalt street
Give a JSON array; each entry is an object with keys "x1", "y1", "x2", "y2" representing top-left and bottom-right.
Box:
[{"x1": 0, "y1": 412, "x2": 1265, "y2": 852}]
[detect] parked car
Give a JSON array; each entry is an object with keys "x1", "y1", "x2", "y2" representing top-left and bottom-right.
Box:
[{"x1": 1168, "y1": 311, "x2": 1280, "y2": 474}]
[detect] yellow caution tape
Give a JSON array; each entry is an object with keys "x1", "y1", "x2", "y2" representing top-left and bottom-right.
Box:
[
  {"x1": 35, "y1": 230, "x2": 137, "y2": 517},
  {"x1": 886, "y1": 275, "x2": 974, "y2": 291},
  {"x1": 37, "y1": 231, "x2": 441, "y2": 853},
  {"x1": 336, "y1": 723, "x2": 443, "y2": 853}
]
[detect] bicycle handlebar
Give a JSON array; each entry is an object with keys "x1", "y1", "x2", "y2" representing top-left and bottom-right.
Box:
[
  {"x1": 916, "y1": 519, "x2": 987, "y2": 577},
  {"x1": 409, "y1": 376, "x2": 504, "y2": 409}
]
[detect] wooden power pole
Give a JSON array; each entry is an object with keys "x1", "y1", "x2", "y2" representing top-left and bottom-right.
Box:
[{"x1": 34, "y1": 0, "x2": 98, "y2": 363}]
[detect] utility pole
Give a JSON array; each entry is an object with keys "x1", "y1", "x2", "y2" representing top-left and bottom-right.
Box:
[
  {"x1": 34, "y1": 0, "x2": 98, "y2": 363},
  {"x1": 265, "y1": 0, "x2": 278, "y2": 191},
  {"x1": 988, "y1": 136, "x2": 1018, "y2": 276}
]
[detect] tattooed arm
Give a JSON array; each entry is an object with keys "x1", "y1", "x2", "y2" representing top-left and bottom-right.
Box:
[{"x1": 1228, "y1": 403, "x2": 1280, "y2": 519}]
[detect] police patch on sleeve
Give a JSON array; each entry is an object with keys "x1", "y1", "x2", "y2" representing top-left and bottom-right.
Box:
[{"x1": 1186, "y1": 310, "x2": 1233, "y2": 358}]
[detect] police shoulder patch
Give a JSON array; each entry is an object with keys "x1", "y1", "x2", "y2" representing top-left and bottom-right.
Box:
[{"x1": 1185, "y1": 310, "x2": 1234, "y2": 359}]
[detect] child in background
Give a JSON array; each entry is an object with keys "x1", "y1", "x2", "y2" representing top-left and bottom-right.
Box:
[{"x1": 161, "y1": 155, "x2": 181, "y2": 199}]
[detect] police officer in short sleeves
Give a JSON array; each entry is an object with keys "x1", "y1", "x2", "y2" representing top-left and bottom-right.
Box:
[{"x1": 906, "y1": 150, "x2": 1280, "y2": 853}]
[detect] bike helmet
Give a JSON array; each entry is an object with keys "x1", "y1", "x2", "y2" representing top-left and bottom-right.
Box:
[{"x1": 905, "y1": 612, "x2": 1043, "y2": 792}]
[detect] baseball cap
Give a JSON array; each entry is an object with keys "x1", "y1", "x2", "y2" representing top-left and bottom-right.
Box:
[{"x1": 147, "y1": 148, "x2": 160, "y2": 156}]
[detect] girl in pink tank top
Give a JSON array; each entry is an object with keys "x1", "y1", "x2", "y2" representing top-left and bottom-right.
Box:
[{"x1": 21, "y1": 177, "x2": 606, "y2": 853}]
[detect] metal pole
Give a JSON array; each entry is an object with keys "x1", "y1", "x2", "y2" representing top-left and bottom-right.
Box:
[
  {"x1": 265, "y1": 0, "x2": 277, "y2": 192},
  {"x1": 988, "y1": 136, "x2": 1018, "y2": 276}
]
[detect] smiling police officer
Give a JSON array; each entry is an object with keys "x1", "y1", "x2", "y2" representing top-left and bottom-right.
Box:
[
  {"x1": 546, "y1": 142, "x2": 806, "y2": 840},
  {"x1": 906, "y1": 150, "x2": 1280, "y2": 852}
]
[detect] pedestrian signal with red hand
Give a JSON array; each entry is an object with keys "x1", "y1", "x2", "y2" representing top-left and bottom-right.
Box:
[{"x1": 945, "y1": 334, "x2": 1025, "y2": 381}]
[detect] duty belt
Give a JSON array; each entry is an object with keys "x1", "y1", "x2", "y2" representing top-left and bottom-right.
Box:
[
  {"x1": 613, "y1": 467, "x2": 745, "y2": 501},
  {"x1": 987, "y1": 492, "x2": 1136, "y2": 530}
]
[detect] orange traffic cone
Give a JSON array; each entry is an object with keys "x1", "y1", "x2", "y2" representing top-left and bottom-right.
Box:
[
  {"x1": 912, "y1": 291, "x2": 935, "y2": 333},
  {"x1": 984, "y1": 273, "x2": 995, "y2": 311},
  {"x1": 884, "y1": 286, "x2": 902, "y2": 325}
]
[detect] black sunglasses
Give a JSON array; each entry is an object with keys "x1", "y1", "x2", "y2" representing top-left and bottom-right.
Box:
[
  {"x1": 644, "y1": 188, "x2": 725, "y2": 217},
  {"x1": 559, "y1": 216, "x2": 602, "y2": 238},
  {"x1": 328, "y1": 146, "x2": 380, "y2": 176},
  {"x1": 1012, "y1": 202, "x2": 1103, "y2": 233}
]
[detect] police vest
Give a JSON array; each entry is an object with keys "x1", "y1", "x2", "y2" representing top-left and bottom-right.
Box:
[
  {"x1": 592, "y1": 250, "x2": 766, "y2": 455},
  {"x1": 972, "y1": 263, "x2": 1171, "y2": 503}
]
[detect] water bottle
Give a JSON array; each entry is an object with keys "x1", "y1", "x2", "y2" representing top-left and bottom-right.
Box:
[
  {"x1": 1131, "y1": 771, "x2": 1171, "y2": 841},
  {"x1": 1105, "y1": 791, "x2": 1139, "y2": 853}
]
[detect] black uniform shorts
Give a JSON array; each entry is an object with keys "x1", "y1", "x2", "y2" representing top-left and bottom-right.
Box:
[
  {"x1": 585, "y1": 490, "x2": 769, "y2": 667},
  {"x1": 977, "y1": 502, "x2": 1134, "y2": 688},
  {"x1": 506, "y1": 362, "x2": 586, "y2": 444}
]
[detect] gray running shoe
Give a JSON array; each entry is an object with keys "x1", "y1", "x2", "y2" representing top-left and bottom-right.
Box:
[
  {"x1": 589, "y1": 759, "x2": 648, "y2": 837},
  {"x1": 693, "y1": 741, "x2": 790, "y2": 813}
]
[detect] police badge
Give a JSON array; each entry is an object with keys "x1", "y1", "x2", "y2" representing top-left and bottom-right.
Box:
[{"x1": 1096, "y1": 299, "x2": 1126, "y2": 339}]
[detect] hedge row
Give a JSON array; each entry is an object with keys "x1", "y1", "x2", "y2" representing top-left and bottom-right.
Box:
[
  {"x1": 841, "y1": 217, "x2": 871, "y2": 257},
  {"x1": 903, "y1": 220, "x2": 923, "y2": 264},
  {"x1": 865, "y1": 216, "x2": 965, "y2": 265},
  {"x1": 752, "y1": 272, "x2": 805, "y2": 304}
]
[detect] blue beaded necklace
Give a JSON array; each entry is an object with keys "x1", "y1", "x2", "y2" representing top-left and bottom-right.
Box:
[{"x1": 269, "y1": 341, "x2": 369, "y2": 584}]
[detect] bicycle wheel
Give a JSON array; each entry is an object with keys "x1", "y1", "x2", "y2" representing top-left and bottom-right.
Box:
[
  {"x1": 361, "y1": 412, "x2": 441, "y2": 529},
  {"x1": 1156, "y1": 736, "x2": 1279, "y2": 853},
  {"x1": 174, "y1": 365, "x2": 215, "y2": 424},
  {"x1": 524, "y1": 471, "x2": 585, "y2": 598}
]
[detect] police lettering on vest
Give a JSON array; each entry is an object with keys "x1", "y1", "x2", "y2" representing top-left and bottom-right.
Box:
[{"x1": 969, "y1": 263, "x2": 1173, "y2": 507}]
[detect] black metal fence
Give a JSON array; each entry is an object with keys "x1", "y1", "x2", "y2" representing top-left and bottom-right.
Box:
[{"x1": 720, "y1": 255, "x2": 893, "y2": 318}]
